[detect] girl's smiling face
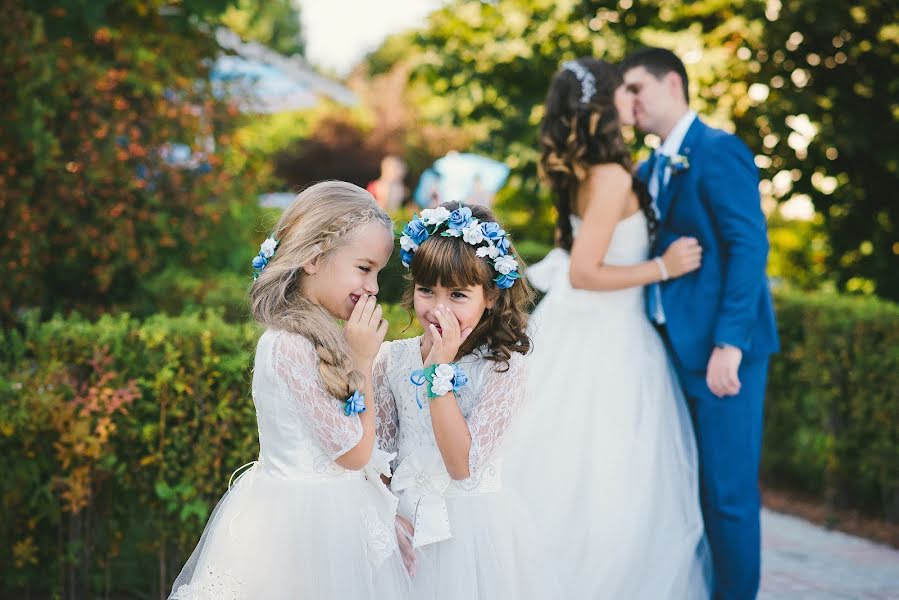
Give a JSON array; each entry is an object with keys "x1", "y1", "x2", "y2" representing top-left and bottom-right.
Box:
[
  {"x1": 413, "y1": 282, "x2": 493, "y2": 341},
  {"x1": 301, "y1": 221, "x2": 393, "y2": 320}
]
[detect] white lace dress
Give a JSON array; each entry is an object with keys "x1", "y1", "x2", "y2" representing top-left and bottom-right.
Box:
[
  {"x1": 505, "y1": 212, "x2": 710, "y2": 599},
  {"x1": 168, "y1": 330, "x2": 410, "y2": 600},
  {"x1": 374, "y1": 338, "x2": 556, "y2": 599}
]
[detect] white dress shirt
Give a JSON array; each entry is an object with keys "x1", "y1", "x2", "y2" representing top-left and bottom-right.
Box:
[
  {"x1": 649, "y1": 110, "x2": 697, "y2": 324},
  {"x1": 648, "y1": 110, "x2": 697, "y2": 198}
]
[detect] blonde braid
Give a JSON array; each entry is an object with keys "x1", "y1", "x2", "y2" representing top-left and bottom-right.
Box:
[{"x1": 250, "y1": 181, "x2": 391, "y2": 400}]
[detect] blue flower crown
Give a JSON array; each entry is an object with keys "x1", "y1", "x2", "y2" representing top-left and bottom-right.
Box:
[{"x1": 399, "y1": 206, "x2": 521, "y2": 289}]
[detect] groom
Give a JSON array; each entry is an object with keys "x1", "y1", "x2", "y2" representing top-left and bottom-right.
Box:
[{"x1": 621, "y1": 48, "x2": 779, "y2": 600}]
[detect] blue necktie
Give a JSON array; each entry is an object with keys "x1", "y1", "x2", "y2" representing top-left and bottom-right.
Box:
[
  {"x1": 643, "y1": 151, "x2": 659, "y2": 184},
  {"x1": 652, "y1": 152, "x2": 671, "y2": 206},
  {"x1": 646, "y1": 152, "x2": 670, "y2": 324}
]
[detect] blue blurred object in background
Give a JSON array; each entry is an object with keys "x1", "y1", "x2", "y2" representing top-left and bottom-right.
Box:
[
  {"x1": 413, "y1": 167, "x2": 442, "y2": 208},
  {"x1": 211, "y1": 29, "x2": 357, "y2": 114},
  {"x1": 211, "y1": 55, "x2": 319, "y2": 113},
  {"x1": 413, "y1": 152, "x2": 510, "y2": 208}
]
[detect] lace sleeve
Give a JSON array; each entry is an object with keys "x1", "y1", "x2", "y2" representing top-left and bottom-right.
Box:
[
  {"x1": 465, "y1": 352, "x2": 527, "y2": 474},
  {"x1": 372, "y1": 343, "x2": 399, "y2": 455},
  {"x1": 272, "y1": 332, "x2": 363, "y2": 461}
]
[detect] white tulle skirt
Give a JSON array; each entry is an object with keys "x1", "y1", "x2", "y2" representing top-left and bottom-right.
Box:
[
  {"x1": 504, "y1": 253, "x2": 710, "y2": 599},
  {"x1": 409, "y1": 490, "x2": 558, "y2": 599},
  {"x1": 168, "y1": 465, "x2": 411, "y2": 600}
]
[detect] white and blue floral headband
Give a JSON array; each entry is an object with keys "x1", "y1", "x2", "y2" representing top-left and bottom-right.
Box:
[
  {"x1": 251, "y1": 235, "x2": 279, "y2": 280},
  {"x1": 562, "y1": 60, "x2": 596, "y2": 105},
  {"x1": 400, "y1": 206, "x2": 520, "y2": 289}
]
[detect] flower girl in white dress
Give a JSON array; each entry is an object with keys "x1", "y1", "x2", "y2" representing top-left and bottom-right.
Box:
[
  {"x1": 373, "y1": 202, "x2": 555, "y2": 599},
  {"x1": 168, "y1": 182, "x2": 410, "y2": 599}
]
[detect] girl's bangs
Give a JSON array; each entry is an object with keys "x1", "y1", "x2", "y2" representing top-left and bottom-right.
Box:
[{"x1": 410, "y1": 235, "x2": 490, "y2": 290}]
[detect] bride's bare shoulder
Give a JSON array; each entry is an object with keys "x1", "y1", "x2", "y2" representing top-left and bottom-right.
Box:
[
  {"x1": 586, "y1": 162, "x2": 632, "y2": 186},
  {"x1": 571, "y1": 163, "x2": 636, "y2": 221}
]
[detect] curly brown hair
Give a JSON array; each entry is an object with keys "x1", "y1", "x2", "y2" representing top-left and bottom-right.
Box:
[
  {"x1": 538, "y1": 57, "x2": 657, "y2": 251},
  {"x1": 401, "y1": 202, "x2": 534, "y2": 371}
]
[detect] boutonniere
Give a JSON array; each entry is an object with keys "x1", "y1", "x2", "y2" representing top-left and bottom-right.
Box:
[{"x1": 669, "y1": 153, "x2": 690, "y2": 174}]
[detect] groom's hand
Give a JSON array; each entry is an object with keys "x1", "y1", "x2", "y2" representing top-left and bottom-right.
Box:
[{"x1": 706, "y1": 345, "x2": 743, "y2": 397}]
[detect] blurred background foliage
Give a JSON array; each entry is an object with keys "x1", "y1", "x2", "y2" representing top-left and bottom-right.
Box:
[
  {"x1": 220, "y1": 0, "x2": 306, "y2": 57},
  {"x1": 3, "y1": 0, "x2": 897, "y2": 322},
  {"x1": 361, "y1": 0, "x2": 898, "y2": 299},
  {"x1": 0, "y1": 0, "x2": 273, "y2": 323}
]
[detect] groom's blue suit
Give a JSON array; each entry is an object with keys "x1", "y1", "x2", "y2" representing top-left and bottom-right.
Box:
[{"x1": 638, "y1": 117, "x2": 779, "y2": 600}]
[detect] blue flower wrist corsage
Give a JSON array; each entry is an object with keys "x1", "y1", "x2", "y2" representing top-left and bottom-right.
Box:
[
  {"x1": 410, "y1": 363, "x2": 468, "y2": 408},
  {"x1": 344, "y1": 390, "x2": 366, "y2": 416}
]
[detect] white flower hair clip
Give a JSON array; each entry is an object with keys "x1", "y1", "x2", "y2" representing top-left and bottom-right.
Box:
[
  {"x1": 562, "y1": 60, "x2": 596, "y2": 105},
  {"x1": 252, "y1": 235, "x2": 279, "y2": 280}
]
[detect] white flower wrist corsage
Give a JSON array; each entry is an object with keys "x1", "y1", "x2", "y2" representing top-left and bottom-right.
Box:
[{"x1": 410, "y1": 362, "x2": 469, "y2": 408}]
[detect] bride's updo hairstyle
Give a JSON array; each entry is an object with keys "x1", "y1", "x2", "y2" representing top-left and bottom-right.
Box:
[
  {"x1": 250, "y1": 181, "x2": 392, "y2": 399},
  {"x1": 401, "y1": 202, "x2": 534, "y2": 371},
  {"x1": 538, "y1": 57, "x2": 658, "y2": 251}
]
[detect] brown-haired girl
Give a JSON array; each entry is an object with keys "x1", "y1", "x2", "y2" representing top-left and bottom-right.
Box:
[
  {"x1": 372, "y1": 202, "x2": 554, "y2": 598},
  {"x1": 169, "y1": 181, "x2": 410, "y2": 599}
]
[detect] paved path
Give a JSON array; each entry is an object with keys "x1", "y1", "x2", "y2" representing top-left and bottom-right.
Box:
[{"x1": 760, "y1": 508, "x2": 899, "y2": 599}]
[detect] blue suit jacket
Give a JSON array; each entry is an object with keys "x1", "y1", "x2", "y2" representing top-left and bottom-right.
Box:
[{"x1": 638, "y1": 118, "x2": 779, "y2": 372}]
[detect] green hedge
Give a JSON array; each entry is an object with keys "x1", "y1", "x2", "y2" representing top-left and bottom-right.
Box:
[
  {"x1": 1, "y1": 311, "x2": 260, "y2": 597},
  {"x1": 762, "y1": 291, "x2": 899, "y2": 520},
  {"x1": 0, "y1": 305, "x2": 421, "y2": 597},
  {"x1": 1, "y1": 293, "x2": 896, "y2": 595}
]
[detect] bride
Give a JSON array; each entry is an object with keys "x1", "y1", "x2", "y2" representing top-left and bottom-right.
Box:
[{"x1": 504, "y1": 57, "x2": 709, "y2": 598}]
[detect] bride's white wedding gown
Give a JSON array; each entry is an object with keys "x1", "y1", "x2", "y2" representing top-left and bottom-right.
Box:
[{"x1": 505, "y1": 211, "x2": 710, "y2": 599}]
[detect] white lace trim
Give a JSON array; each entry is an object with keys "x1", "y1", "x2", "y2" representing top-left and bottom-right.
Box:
[
  {"x1": 360, "y1": 504, "x2": 399, "y2": 567},
  {"x1": 169, "y1": 566, "x2": 246, "y2": 600},
  {"x1": 376, "y1": 337, "x2": 526, "y2": 482},
  {"x1": 464, "y1": 351, "x2": 527, "y2": 475},
  {"x1": 373, "y1": 342, "x2": 399, "y2": 460},
  {"x1": 270, "y1": 332, "x2": 363, "y2": 461}
]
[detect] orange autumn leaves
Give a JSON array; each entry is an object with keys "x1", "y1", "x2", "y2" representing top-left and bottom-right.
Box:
[{"x1": 1, "y1": 5, "x2": 247, "y2": 320}]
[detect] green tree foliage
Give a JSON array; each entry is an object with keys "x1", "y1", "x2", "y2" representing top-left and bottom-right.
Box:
[
  {"x1": 366, "y1": 0, "x2": 899, "y2": 299},
  {"x1": 220, "y1": 0, "x2": 305, "y2": 56},
  {"x1": 0, "y1": 0, "x2": 267, "y2": 322},
  {"x1": 733, "y1": 0, "x2": 899, "y2": 299},
  {"x1": 364, "y1": 0, "x2": 764, "y2": 241},
  {"x1": 366, "y1": 0, "x2": 607, "y2": 234}
]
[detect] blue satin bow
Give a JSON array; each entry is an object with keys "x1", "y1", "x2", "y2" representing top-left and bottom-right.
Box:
[{"x1": 410, "y1": 369, "x2": 428, "y2": 409}]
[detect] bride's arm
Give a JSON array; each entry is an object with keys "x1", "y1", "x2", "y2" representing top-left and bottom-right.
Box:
[{"x1": 569, "y1": 164, "x2": 668, "y2": 291}]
